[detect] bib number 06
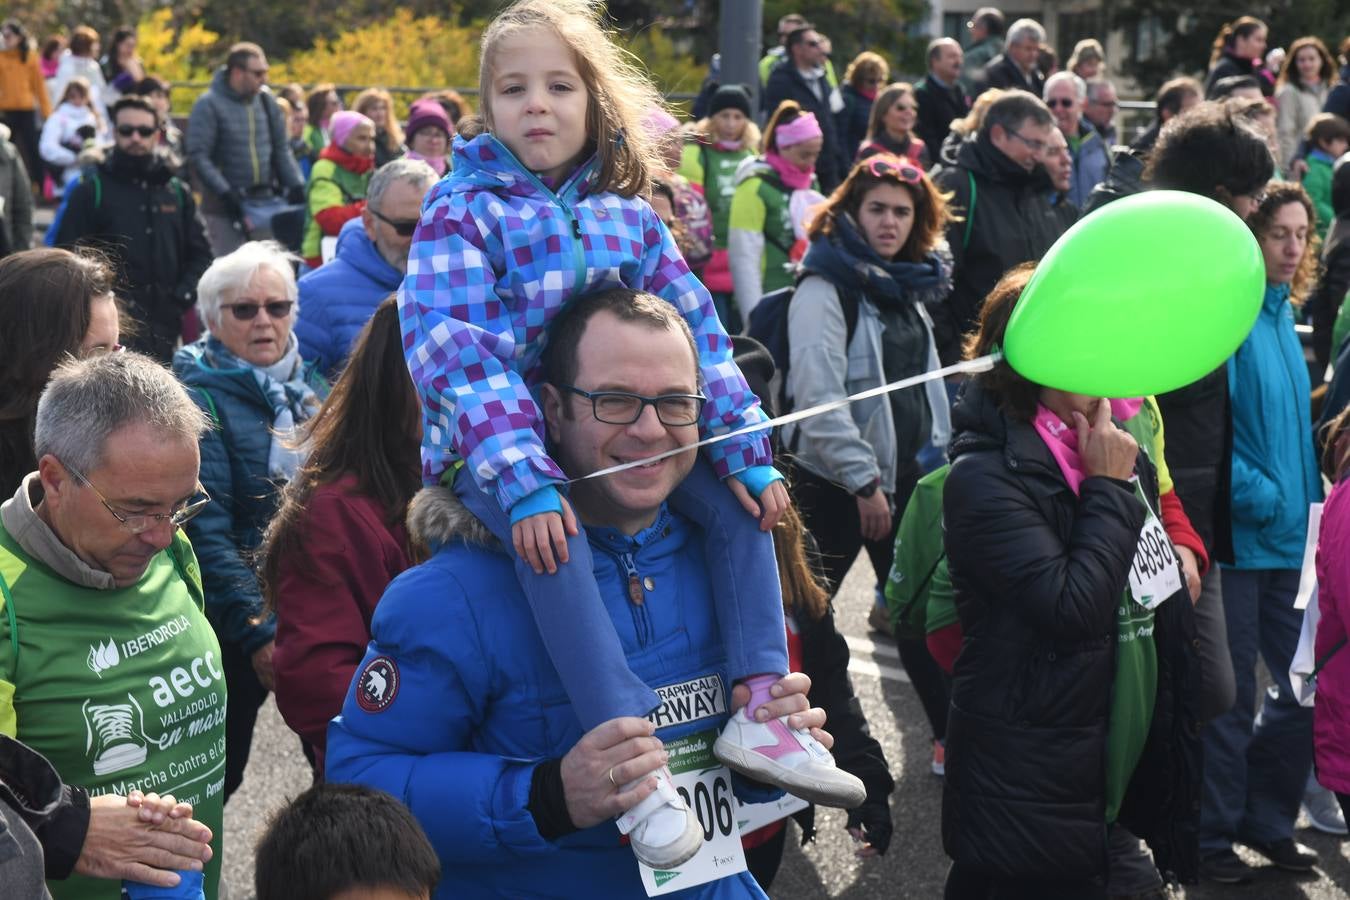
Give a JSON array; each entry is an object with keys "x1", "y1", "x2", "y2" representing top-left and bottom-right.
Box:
[{"x1": 677, "y1": 774, "x2": 734, "y2": 841}]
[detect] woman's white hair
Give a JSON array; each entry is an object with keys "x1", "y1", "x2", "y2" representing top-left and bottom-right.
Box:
[{"x1": 195, "y1": 240, "x2": 300, "y2": 331}]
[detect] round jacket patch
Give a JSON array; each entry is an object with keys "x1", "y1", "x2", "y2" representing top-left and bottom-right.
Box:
[{"x1": 356, "y1": 656, "x2": 400, "y2": 713}]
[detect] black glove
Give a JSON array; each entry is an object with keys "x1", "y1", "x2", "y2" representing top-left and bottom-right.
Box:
[
  {"x1": 285, "y1": 184, "x2": 306, "y2": 205},
  {"x1": 220, "y1": 188, "x2": 245, "y2": 220},
  {"x1": 845, "y1": 797, "x2": 893, "y2": 855}
]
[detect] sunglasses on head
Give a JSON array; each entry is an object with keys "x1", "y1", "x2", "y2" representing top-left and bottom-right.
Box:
[
  {"x1": 116, "y1": 124, "x2": 158, "y2": 138},
  {"x1": 370, "y1": 207, "x2": 419, "y2": 237},
  {"x1": 220, "y1": 300, "x2": 294, "y2": 321},
  {"x1": 861, "y1": 154, "x2": 923, "y2": 184}
]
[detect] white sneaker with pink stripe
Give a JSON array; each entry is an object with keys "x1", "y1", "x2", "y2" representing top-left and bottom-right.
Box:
[{"x1": 712, "y1": 708, "x2": 866, "y2": 808}]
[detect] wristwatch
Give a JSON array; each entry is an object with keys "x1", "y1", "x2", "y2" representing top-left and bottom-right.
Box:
[{"x1": 855, "y1": 478, "x2": 881, "y2": 499}]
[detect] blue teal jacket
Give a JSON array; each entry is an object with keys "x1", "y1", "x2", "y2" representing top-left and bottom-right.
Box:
[
  {"x1": 1227, "y1": 283, "x2": 1323, "y2": 569},
  {"x1": 325, "y1": 488, "x2": 767, "y2": 899},
  {"x1": 295, "y1": 217, "x2": 402, "y2": 378},
  {"x1": 173, "y1": 340, "x2": 326, "y2": 653}
]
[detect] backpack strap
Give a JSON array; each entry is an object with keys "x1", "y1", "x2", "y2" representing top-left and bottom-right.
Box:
[
  {"x1": 963, "y1": 170, "x2": 976, "y2": 250},
  {"x1": 0, "y1": 566, "x2": 16, "y2": 674},
  {"x1": 194, "y1": 387, "x2": 220, "y2": 426},
  {"x1": 91, "y1": 171, "x2": 101, "y2": 211}
]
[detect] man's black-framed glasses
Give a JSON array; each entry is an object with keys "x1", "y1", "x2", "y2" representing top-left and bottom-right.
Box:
[
  {"x1": 62, "y1": 460, "x2": 211, "y2": 534},
  {"x1": 370, "y1": 207, "x2": 419, "y2": 237},
  {"x1": 561, "y1": 386, "x2": 705, "y2": 426}
]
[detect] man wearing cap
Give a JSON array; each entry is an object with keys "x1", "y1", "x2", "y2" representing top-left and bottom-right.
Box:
[{"x1": 763, "y1": 25, "x2": 847, "y2": 191}]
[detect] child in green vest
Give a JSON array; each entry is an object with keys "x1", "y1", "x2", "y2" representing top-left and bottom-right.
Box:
[
  {"x1": 1303, "y1": 113, "x2": 1350, "y2": 242},
  {"x1": 302, "y1": 111, "x2": 375, "y2": 268},
  {"x1": 680, "y1": 84, "x2": 760, "y2": 331}
]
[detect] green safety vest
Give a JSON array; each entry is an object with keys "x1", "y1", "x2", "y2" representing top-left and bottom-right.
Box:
[{"x1": 0, "y1": 526, "x2": 225, "y2": 900}]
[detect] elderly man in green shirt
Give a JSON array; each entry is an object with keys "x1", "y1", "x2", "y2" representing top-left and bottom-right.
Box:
[{"x1": 0, "y1": 352, "x2": 225, "y2": 899}]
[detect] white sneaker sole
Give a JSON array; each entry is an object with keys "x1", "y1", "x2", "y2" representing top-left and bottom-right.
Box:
[
  {"x1": 630, "y1": 807, "x2": 704, "y2": 870},
  {"x1": 712, "y1": 734, "x2": 866, "y2": 808}
]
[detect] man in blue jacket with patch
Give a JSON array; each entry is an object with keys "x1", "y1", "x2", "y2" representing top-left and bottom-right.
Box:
[
  {"x1": 295, "y1": 158, "x2": 437, "y2": 378},
  {"x1": 326, "y1": 287, "x2": 837, "y2": 898}
]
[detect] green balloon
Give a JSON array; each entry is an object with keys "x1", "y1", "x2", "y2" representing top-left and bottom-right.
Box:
[{"x1": 1003, "y1": 190, "x2": 1265, "y2": 397}]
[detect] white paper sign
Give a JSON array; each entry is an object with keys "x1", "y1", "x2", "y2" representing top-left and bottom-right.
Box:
[
  {"x1": 1295, "y1": 503, "x2": 1325, "y2": 611},
  {"x1": 638, "y1": 729, "x2": 747, "y2": 896},
  {"x1": 735, "y1": 790, "x2": 809, "y2": 835},
  {"x1": 1128, "y1": 509, "x2": 1184, "y2": 610}
]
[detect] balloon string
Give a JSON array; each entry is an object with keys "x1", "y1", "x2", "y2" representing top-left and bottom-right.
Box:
[{"x1": 565, "y1": 353, "x2": 1001, "y2": 484}]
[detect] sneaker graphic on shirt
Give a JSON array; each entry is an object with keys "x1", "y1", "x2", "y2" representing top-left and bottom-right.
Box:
[{"x1": 83, "y1": 696, "x2": 148, "y2": 776}]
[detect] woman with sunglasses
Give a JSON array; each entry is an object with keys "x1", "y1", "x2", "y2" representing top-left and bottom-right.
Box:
[
  {"x1": 857, "y1": 82, "x2": 930, "y2": 169},
  {"x1": 0, "y1": 248, "x2": 120, "y2": 496},
  {"x1": 782, "y1": 153, "x2": 956, "y2": 776},
  {"x1": 173, "y1": 240, "x2": 328, "y2": 804},
  {"x1": 838, "y1": 51, "x2": 890, "y2": 161}
]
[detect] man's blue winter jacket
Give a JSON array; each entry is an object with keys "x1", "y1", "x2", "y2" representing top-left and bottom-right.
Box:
[
  {"x1": 295, "y1": 216, "x2": 403, "y2": 378},
  {"x1": 1227, "y1": 283, "x2": 1323, "y2": 569},
  {"x1": 325, "y1": 487, "x2": 768, "y2": 899}
]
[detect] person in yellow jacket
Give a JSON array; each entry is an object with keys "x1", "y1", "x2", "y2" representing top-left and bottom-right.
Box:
[{"x1": 0, "y1": 20, "x2": 51, "y2": 196}]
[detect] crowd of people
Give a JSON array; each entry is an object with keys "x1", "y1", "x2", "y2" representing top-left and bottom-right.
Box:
[{"x1": 1, "y1": 2, "x2": 1350, "y2": 898}]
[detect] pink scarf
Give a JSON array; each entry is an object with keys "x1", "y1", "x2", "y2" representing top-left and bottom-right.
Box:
[
  {"x1": 1032, "y1": 398, "x2": 1143, "y2": 495},
  {"x1": 765, "y1": 151, "x2": 814, "y2": 190}
]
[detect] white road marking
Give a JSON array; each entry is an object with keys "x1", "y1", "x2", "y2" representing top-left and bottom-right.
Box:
[
  {"x1": 847, "y1": 656, "x2": 910, "y2": 683},
  {"x1": 843, "y1": 634, "x2": 900, "y2": 661}
]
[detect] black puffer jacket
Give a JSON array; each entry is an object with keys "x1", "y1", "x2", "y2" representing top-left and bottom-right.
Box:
[
  {"x1": 54, "y1": 149, "x2": 213, "y2": 360},
  {"x1": 931, "y1": 134, "x2": 1065, "y2": 363},
  {"x1": 941, "y1": 378, "x2": 1200, "y2": 883},
  {"x1": 1310, "y1": 216, "x2": 1350, "y2": 370},
  {"x1": 1082, "y1": 145, "x2": 1146, "y2": 216}
]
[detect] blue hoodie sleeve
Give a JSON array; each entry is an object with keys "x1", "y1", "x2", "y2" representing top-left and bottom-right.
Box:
[
  {"x1": 400, "y1": 183, "x2": 566, "y2": 508},
  {"x1": 325, "y1": 565, "x2": 557, "y2": 862},
  {"x1": 635, "y1": 204, "x2": 772, "y2": 478},
  {"x1": 294, "y1": 280, "x2": 336, "y2": 379}
]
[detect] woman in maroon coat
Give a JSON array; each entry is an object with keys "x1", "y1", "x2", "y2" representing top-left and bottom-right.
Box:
[{"x1": 259, "y1": 295, "x2": 422, "y2": 774}]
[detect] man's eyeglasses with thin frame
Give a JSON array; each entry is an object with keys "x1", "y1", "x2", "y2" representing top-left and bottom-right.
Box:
[
  {"x1": 62, "y1": 461, "x2": 211, "y2": 534},
  {"x1": 561, "y1": 386, "x2": 706, "y2": 427},
  {"x1": 1006, "y1": 129, "x2": 1047, "y2": 153},
  {"x1": 369, "y1": 207, "x2": 419, "y2": 237}
]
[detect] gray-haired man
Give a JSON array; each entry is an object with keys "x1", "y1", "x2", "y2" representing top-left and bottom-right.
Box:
[
  {"x1": 0, "y1": 351, "x2": 227, "y2": 898},
  {"x1": 295, "y1": 157, "x2": 438, "y2": 377}
]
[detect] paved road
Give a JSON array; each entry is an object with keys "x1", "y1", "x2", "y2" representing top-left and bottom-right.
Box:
[{"x1": 218, "y1": 556, "x2": 1350, "y2": 898}]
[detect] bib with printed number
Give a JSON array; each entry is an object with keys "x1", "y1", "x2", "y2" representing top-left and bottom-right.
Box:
[
  {"x1": 1127, "y1": 482, "x2": 1183, "y2": 610},
  {"x1": 637, "y1": 729, "x2": 748, "y2": 896}
]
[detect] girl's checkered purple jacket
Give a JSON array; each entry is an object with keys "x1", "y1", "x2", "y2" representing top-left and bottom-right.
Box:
[{"x1": 399, "y1": 134, "x2": 772, "y2": 512}]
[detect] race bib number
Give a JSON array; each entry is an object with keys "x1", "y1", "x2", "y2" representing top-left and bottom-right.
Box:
[
  {"x1": 638, "y1": 729, "x2": 747, "y2": 896},
  {"x1": 1128, "y1": 510, "x2": 1182, "y2": 610}
]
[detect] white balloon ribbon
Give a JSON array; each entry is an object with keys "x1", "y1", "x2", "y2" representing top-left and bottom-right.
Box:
[{"x1": 565, "y1": 353, "x2": 1001, "y2": 484}]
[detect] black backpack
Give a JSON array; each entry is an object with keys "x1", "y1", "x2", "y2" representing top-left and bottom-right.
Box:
[{"x1": 746, "y1": 276, "x2": 860, "y2": 430}]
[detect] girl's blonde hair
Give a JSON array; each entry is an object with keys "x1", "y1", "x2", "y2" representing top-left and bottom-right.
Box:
[
  {"x1": 59, "y1": 76, "x2": 102, "y2": 134},
  {"x1": 353, "y1": 88, "x2": 404, "y2": 156},
  {"x1": 466, "y1": 0, "x2": 662, "y2": 198},
  {"x1": 690, "y1": 115, "x2": 761, "y2": 153},
  {"x1": 950, "y1": 87, "x2": 1004, "y2": 138}
]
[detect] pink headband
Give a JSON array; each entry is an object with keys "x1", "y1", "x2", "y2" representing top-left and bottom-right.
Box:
[
  {"x1": 641, "y1": 107, "x2": 681, "y2": 139},
  {"x1": 774, "y1": 112, "x2": 823, "y2": 148}
]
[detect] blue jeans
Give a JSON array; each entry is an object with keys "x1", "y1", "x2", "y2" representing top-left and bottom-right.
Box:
[
  {"x1": 455, "y1": 458, "x2": 788, "y2": 731},
  {"x1": 1199, "y1": 567, "x2": 1312, "y2": 852}
]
